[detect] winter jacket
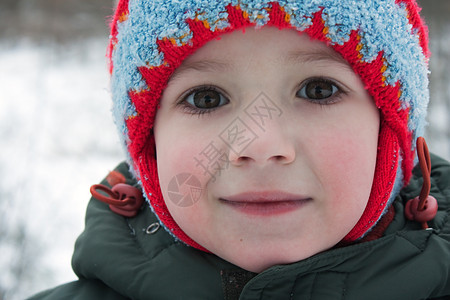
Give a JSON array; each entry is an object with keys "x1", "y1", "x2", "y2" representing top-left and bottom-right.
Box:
[{"x1": 29, "y1": 154, "x2": 450, "y2": 300}]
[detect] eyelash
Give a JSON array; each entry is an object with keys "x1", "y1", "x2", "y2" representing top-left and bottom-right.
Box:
[
  {"x1": 176, "y1": 85, "x2": 229, "y2": 116},
  {"x1": 295, "y1": 77, "x2": 346, "y2": 105}
]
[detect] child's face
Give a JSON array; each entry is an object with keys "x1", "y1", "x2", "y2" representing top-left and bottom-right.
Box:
[{"x1": 154, "y1": 27, "x2": 380, "y2": 272}]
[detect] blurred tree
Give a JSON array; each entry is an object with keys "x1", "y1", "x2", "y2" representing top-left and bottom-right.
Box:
[
  {"x1": 418, "y1": 0, "x2": 450, "y2": 159},
  {"x1": 0, "y1": 223, "x2": 45, "y2": 299},
  {"x1": 0, "y1": 2, "x2": 115, "y2": 299},
  {"x1": 0, "y1": 0, "x2": 113, "y2": 42}
]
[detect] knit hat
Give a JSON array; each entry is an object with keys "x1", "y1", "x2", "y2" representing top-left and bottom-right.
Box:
[{"x1": 108, "y1": 0, "x2": 430, "y2": 249}]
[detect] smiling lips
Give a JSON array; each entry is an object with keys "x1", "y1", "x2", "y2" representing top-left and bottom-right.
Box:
[{"x1": 219, "y1": 191, "x2": 311, "y2": 216}]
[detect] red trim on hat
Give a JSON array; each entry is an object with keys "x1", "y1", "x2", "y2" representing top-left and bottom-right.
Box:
[
  {"x1": 267, "y1": 2, "x2": 291, "y2": 27},
  {"x1": 126, "y1": 89, "x2": 157, "y2": 157},
  {"x1": 304, "y1": 9, "x2": 329, "y2": 43},
  {"x1": 225, "y1": 3, "x2": 253, "y2": 28}
]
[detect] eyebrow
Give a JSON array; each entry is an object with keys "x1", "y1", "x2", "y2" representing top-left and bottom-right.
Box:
[
  {"x1": 169, "y1": 60, "x2": 231, "y2": 83},
  {"x1": 283, "y1": 47, "x2": 351, "y2": 69}
]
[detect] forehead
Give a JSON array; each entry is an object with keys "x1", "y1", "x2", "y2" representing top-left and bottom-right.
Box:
[{"x1": 170, "y1": 27, "x2": 350, "y2": 80}]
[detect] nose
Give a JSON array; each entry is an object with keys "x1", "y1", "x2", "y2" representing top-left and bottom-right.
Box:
[{"x1": 227, "y1": 108, "x2": 296, "y2": 167}]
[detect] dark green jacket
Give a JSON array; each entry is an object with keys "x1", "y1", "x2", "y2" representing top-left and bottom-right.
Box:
[{"x1": 30, "y1": 154, "x2": 450, "y2": 300}]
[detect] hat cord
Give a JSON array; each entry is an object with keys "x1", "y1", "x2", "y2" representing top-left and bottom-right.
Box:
[{"x1": 404, "y1": 137, "x2": 438, "y2": 229}]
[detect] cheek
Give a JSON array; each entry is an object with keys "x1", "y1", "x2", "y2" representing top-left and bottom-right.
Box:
[
  {"x1": 155, "y1": 134, "x2": 207, "y2": 225},
  {"x1": 321, "y1": 135, "x2": 376, "y2": 190},
  {"x1": 156, "y1": 134, "x2": 206, "y2": 192},
  {"x1": 155, "y1": 111, "x2": 233, "y2": 188},
  {"x1": 309, "y1": 114, "x2": 379, "y2": 214},
  {"x1": 154, "y1": 121, "x2": 225, "y2": 216},
  {"x1": 155, "y1": 131, "x2": 224, "y2": 245}
]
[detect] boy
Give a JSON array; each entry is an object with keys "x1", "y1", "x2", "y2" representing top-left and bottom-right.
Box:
[{"x1": 31, "y1": 0, "x2": 450, "y2": 299}]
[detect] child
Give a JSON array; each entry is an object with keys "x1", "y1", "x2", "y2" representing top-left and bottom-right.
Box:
[{"x1": 31, "y1": 0, "x2": 450, "y2": 299}]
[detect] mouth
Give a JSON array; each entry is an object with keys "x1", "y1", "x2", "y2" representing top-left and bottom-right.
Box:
[{"x1": 219, "y1": 191, "x2": 312, "y2": 216}]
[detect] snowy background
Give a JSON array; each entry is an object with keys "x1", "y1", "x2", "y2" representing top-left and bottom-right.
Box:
[{"x1": 0, "y1": 1, "x2": 449, "y2": 299}]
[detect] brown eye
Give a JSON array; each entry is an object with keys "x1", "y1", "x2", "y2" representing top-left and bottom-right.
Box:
[
  {"x1": 184, "y1": 87, "x2": 228, "y2": 111},
  {"x1": 193, "y1": 90, "x2": 221, "y2": 108},
  {"x1": 297, "y1": 79, "x2": 339, "y2": 100}
]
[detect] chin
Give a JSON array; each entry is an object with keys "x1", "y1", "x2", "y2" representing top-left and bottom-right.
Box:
[{"x1": 229, "y1": 250, "x2": 317, "y2": 273}]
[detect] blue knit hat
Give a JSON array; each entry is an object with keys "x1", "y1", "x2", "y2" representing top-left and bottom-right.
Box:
[{"x1": 108, "y1": 0, "x2": 429, "y2": 249}]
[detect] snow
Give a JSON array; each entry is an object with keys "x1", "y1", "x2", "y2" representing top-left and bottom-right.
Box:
[{"x1": 0, "y1": 38, "x2": 124, "y2": 299}]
